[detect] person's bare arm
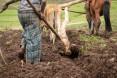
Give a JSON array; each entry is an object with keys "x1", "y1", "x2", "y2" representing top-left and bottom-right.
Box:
[
  {"x1": 0, "y1": 0, "x2": 19, "y2": 13},
  {"x1": 39, "y1": 0, "x2": 46, "y2": 19},
  {"x1": 40, "y1": 0, "x2": 46, "y2": 13}
]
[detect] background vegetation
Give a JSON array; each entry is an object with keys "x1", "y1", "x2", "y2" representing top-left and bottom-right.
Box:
[{"x1": 0, "y1": 0, "x2": 117, "y2": 31}]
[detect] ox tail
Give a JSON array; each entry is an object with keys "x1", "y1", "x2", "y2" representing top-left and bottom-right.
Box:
[{"x1": 103, "y1": 0, "x2": 112, "y2": 32}]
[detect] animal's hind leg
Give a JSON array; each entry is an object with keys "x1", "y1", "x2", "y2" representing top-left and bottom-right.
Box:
[
  {"x1": 94, "y1": 12, "x2": 100, "y2": 35},
  {"x1": 89, "y1": 18, "x2": 94, "y2": 35},
  {"x1": 96, "y1": 18, "x2": 101, "y2": 35},
  {"x1": 56, "y1": 7, "x2": 62, "y2": 36},
  {"x1": 98, "y1": 18, "x2": 101, "y2": 29},
  {"x1": 58, "y1": 7, "x2": 71, "y2": 55},
  {"x1": 49, "y1": 11, "x2": 56, "y2": 44}
]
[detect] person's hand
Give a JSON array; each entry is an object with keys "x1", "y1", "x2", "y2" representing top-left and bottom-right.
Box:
[{"x1": 0, "y1": 4, "x2": 8, "y2": 13}]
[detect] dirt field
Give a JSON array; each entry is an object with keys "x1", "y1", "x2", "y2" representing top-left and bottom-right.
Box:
[{"x1": 0, "y1": 29, "x2": 117, "y2": 78}]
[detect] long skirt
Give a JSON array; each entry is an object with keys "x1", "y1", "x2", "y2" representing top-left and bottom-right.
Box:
[{"x1": 18, "y1": 12, "x2": 41, "y2": 64}]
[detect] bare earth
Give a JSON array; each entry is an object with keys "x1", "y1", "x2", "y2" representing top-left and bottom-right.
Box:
[{"x1": 0, "y1": 29, "x2": 117, "y2": 78}]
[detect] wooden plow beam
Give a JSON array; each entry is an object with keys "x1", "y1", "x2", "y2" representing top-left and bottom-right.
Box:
[
  {"x1": 59, "y1": 0, "x2": 85, "y2": 8},
  {"x1": 62, "y1": 8, "x2": 86, "y2": 14}
]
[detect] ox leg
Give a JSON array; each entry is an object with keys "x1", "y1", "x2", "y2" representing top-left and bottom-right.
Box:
[
  {"x1": 98, "y1": 18, "x2": 101, "y2": 33},
  {"x1": 49, "y1": 11, "x2": 56, "y2": 44},
  {"x1": 94, "y1": 12, "x2": 100, "y2": 35},
  {"x1": 89, "y1": 18, "x2": 94, "y2": 35},
  {"x1": 59, "y1": 7, "x2": 71, "y2": 54},
  {"x1": 56, "y1": 7, "x2": 62, "y2": 36}
]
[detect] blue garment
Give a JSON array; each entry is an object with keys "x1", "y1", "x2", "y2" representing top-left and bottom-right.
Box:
[
  {"x1": 18, "y1": 12, "x2": 42, "y2": 64},
  {"x1": 12, "y1": 0, "x2": 43, "y2": 63}
]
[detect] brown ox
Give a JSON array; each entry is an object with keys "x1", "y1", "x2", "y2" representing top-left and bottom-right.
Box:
[
  {"x1": 41, "y1": 5, "x2": 71, "y2": 53},
  {"x1": 85, "y1": 0, "x2": 112, "y2": 35}
]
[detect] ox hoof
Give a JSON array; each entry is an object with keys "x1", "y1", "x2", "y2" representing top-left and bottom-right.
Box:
[
  {"x1": 59, "y1": 44, "x2": 79, "y2": 59},
  {"x1": 70, "y1": 44, "x2": 79, "y2": 59},
  {"x1": 65, "y1": 51, "x2": 72, "y2": 56},
  {"x1": 85, "y1": 30, "x2": 92, "y2": 35},
  {"x1": 59, "y1": 50, "x2": 71, "y2": 56},
  {"x1": 104, "y1": 31, "x2": 112, "y2": 38}
]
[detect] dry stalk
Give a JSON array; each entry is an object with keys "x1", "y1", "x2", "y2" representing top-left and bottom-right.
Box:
[{"x1": 0, "y1": 48, "x2": 8, "y2": 66}]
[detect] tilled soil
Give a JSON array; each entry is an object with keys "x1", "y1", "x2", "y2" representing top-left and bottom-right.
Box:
[{"x1": 0, "y1": 29, "x2": 117, "y2": 78}]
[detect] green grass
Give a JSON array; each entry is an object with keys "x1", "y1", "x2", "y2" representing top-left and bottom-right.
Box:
[
  {"x1": 0, "y1": 1, "x2": 20, "y2": 30},
  {"x1": 110, "y1": 1, "x2": 117, "y2": 30},
  {"x1": 79, "y1": 34, "x2": 106, "y2": 51},
  {"x1": 65, "y1": 3, "x2": 87, "y2": 30},
  {"x1": 0, "y1": 10, "x2": 20, "y2": 28},
  {"x1": 68, "y1": 3, "x2": 86, "y2": 23}
]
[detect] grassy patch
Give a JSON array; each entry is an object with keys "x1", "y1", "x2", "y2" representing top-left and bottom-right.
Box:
[
  {"x1": 80, "y1": 34, "x2": 104, "y2": 42},
  {"x1": 0, "y1": 10, "x2": 20, "y2": 29},
  {"x1": 79, "y1": 34, "x2": 106, "y2": 52},
  {"x1": 0, "y1": 1, "x2": 20, "y2": 30}
]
